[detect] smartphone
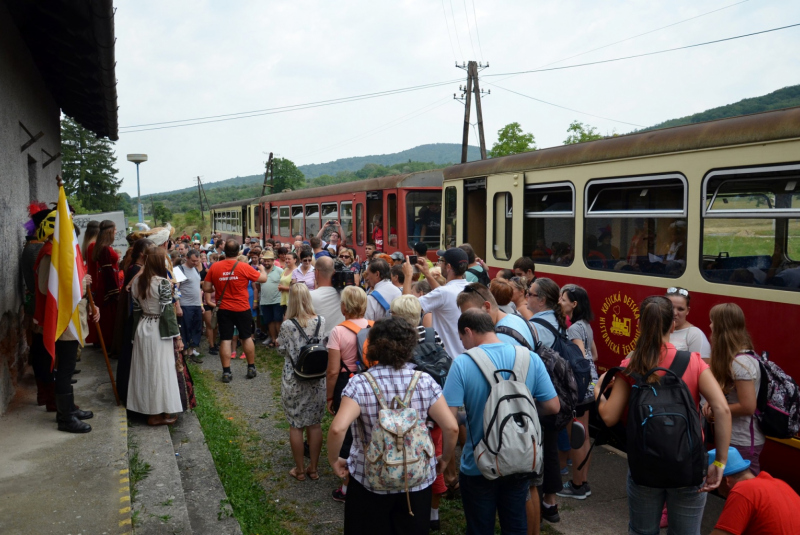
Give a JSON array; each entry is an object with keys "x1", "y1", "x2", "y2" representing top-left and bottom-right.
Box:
[{"x1": 409, "y1": 255, "x2": 418, "y2": 265}]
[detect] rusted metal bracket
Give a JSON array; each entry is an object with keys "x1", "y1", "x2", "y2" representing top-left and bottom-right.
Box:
[
  {"x1": 19, "y1": 121, "x2": 44, "y2": 152},
  {"x1": 42, "y1": 148, "x2": 61, "y2": 168}
]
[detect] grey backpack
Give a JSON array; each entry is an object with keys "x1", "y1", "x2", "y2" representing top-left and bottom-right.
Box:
[{"x1": 465, "y1": 346, "x2": 543, "y2": 480}]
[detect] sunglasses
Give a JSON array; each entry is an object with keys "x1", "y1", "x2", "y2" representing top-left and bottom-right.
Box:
[
  {"x1": 339, "y1": 255, "x2": 351, "y2": 259},
  {"x1": 302, "y1": 259, "x2": 313, "y2": 264},
  {"x1": 526, "y1": 291, "x2": 540, "y2": 298},
  {"x1": 666, "y1": 287, "x2": 689, "y2": 297}
]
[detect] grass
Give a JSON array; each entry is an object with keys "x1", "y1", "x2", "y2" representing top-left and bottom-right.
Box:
[
  {"x1": 128, "y1": 444, "x2": 152, "y2": 503},
  {"x1": 189, "y1": 363, "x2": 291, "y2": 535}
]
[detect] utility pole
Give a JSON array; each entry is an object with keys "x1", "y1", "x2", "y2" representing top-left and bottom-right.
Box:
[
  {"x1": 454, "y1": 61, "x2": 490, "y2": 162},
  {"x1": 196, "y1": 176, "x2": 205, "y2": 222},
  {"x1": 261, "y1": 152, "x2": 274, "y2": 197}
]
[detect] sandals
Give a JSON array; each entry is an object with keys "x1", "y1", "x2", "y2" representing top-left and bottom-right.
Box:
[
  {"x1": 289, "y1": 468, "x2": 306, "y2": 481},
  {"x1": 306, "y1": 467, "x2": 320, "y2": 481},
  {"x1": 444, "y1": 481, "x2": 461, "y2": 500}
]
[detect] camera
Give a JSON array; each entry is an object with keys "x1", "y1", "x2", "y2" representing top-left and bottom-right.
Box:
[
  {"x1": 331, "y1": 258, "x2": 355, "y2": 291},
  {"x1": 409, "y1": 255, "x2": 418, "y2": 265}
]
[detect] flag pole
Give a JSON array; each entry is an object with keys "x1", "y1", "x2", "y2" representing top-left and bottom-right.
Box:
[
  {"x1": 58, "y1": 175, "x2": 121, "y2": 406},
  {"x1": 86, "y1": 290, "x2": 120, "y2": 406}
]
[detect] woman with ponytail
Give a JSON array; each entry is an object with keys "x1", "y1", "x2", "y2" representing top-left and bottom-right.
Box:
[
  {"x1": 705, "y1": 303, "x2": 764, "y2": 473},
  {"x1": 596, "y1": 295, "x2": 731, "y2": 534}
]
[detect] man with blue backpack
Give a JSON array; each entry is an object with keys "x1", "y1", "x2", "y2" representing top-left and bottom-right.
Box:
[{"x1": 363, "y1": 258, "x2": 400, "y2": 321}]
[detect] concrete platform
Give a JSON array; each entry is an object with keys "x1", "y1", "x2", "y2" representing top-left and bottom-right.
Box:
[{"x1": 0, "y1": 347, "x2": 131, "y2": 535}]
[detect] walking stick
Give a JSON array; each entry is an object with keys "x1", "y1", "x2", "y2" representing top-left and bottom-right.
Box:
[{"x1": 86, "y1": 290, "x2": 121, "y2": 406}]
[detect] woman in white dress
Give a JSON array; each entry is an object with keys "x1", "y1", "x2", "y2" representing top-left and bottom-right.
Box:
[{"x1": 128, "y1": 247, "x2": 184, "y2": 426}]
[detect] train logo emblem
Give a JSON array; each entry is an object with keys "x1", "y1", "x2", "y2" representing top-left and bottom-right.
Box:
[{"x1": 598, "y1": 292, "x2": 640, "y2": 356}]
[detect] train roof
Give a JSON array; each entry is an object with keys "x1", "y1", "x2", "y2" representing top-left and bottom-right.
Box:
[
  {"x1": 256, "y1": 169, "x2": 444, "y2": 204},
  {"x1": 443, "y1": 106, "x2": 800, "y2": 180},
  {"x1": 210, "y1": 169, "x2": 443, "y2": 210}
]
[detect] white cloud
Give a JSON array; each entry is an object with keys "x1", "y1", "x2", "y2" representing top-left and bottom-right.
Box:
[{"x1": 113, "y1": 0, "x2": 800, "y2": 196}]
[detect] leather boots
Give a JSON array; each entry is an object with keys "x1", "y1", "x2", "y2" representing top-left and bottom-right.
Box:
[{"x1": 56, "y1": 393, "x2": 91, "y2": 433}]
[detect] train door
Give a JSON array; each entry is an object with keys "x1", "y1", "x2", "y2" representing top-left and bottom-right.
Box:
[
  {"x1": 384, "y1": 190, "x2": 399, "y2": 253},
  {"x1": 463, "y1": 178, "x2": 487, "y2": 259},
  {"x1": 261, "y1": 202, "x2": 269, "y2": 243},
  {"x1": 366, "y1": 191, "x2": 383, "y2": 249},
  {"x1": 487, "y1": 173, "x2": 520, "y2": 266},
  {"x1": 352, "y1": 193, "x2": 367, "y2": 258},
  {"x1": 442, "y1": 183, "x2": 460, "y2": 250}
]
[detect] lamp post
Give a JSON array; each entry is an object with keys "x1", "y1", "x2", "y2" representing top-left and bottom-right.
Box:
[{"x1": 127, "y1": 154, "x2": 148, "y2": 224}]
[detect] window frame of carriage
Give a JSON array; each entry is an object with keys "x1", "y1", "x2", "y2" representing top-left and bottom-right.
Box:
[{"x1": 522, "y1": 180, "x2": 576, "y2": 266}]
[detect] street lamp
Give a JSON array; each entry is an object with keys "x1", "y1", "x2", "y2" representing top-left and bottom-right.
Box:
[{"x1": 127, "y1": 154, "x2": 148, "y2": 224}]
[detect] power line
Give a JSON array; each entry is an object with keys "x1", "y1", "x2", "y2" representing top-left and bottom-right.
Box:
[
  {"x1": 462, "y1": 0, "x2": 478, "y2": 60},
  {"x1": 486, "y1": 83, "x2": 644, "y2": 127},
  {"x1": 485, "y1": 22, "x2": 800, "y2": 79},
  {"x1": 440, "y1": 0, "x2": 458, "y2": 62},
  {"x1": 470, "y1": 0, "x2": 485, "y2": 60},
  {"x1": 448, "y1": 0, "x2": 464, "y2": 59},
  {"x1": 120, "y1": 79, "x2": 461, "y2": 132}
]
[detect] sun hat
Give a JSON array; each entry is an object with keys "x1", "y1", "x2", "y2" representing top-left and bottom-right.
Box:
[
  {"x1": 261, "y1": 250, "x2": 275, "y2": 259},
  {"x1": 708, "y1": 447, "x2": 751, "y2": 476}
]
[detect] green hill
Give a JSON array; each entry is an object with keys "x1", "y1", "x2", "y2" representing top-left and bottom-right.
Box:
[{"x1": 643, "y1": 84, "x2": 800, "y2": 131}]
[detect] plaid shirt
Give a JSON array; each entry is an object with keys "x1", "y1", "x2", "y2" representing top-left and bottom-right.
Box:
[{"x1": 341, "y1": 363, "x2": 442, "y2": 493}]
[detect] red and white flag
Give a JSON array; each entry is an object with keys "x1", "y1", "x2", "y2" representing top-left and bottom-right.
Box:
[{"x1": 43, "y1": 185, "x2": 86, "y2": 360}]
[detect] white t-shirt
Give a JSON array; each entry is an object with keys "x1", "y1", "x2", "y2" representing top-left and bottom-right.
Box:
[
  {"x1": 365, "y1": 279, "x2": 401, "y2": 321},
  {"x1": 670, "y1": 326, "x2": 711, "y2": 361},
  {"x1": 728, "y1": 353, "x2": 765, "y2": 447},
  {"x1": 418, "y1": 278, "x2": 469, "y2": 357},
  {"x1": 310, "y1": 286, "x2": 345, "y2": 338}
]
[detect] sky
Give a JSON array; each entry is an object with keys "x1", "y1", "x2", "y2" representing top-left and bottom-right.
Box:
[{"x1": 113, "y1": 0, "x2": 800, "y2": 197}]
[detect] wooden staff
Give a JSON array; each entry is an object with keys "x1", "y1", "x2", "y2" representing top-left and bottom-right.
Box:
[{"x1": 86, "y1": 283, "x2": 121, "y2": 405}]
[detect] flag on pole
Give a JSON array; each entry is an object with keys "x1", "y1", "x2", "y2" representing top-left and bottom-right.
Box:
[{"x1": 42, "y1": 184, "x2": 87, "y2": 362}]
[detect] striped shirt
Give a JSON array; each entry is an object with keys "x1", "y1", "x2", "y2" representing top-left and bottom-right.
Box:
[{"x1": 341, "y1": 363, "x2": 442, "y2": 493}]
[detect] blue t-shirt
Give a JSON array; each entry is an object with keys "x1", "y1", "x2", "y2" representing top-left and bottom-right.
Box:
[
  {"x1": 496, "y1": 313, "x2": 535, "y2": 348},
  {"x1": 442, "y1": 343, "x2": 557, "y2": 476},
  {"x1": 530, "y1": 310, "x2": 559, "y2": 349},
  {"x1": 314, "y1": 250, "x2": 332, "y2": 259}
]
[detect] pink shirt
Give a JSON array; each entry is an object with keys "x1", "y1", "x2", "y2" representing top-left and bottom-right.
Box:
[
  {"x1": 620, "y1": 343, "x2": 709, "y2": 407},
  {"x1": 327, "y1": 318, "x2": 370, "y2": 372}
]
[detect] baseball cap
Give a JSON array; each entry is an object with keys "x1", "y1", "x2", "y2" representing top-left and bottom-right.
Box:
[
  {"x1": 390, "y1": 251, "x2": 405, "y2": 261},
  {"x1": 708, "y1": 447, "x2": 751, "y2": 476},
  {"x1": 437, "y1": 247, "x2": 468, "y2": 269},
  {"x1": 413, "y1": 242, "x2": 428, "y2": 256},
  {"x1": 261, "y1": 250, "x2": 275, "y2": 260}
]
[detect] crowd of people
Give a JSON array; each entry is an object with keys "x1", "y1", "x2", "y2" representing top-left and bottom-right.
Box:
[{"x1": 24, "y1": 211, "x2": 799, "y2": 534}]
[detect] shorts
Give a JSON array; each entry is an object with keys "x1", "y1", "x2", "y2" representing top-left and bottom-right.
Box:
[
  {"x1": 575, "y1": 402, "x2": 592, "y2": 418},
  {"x1": 430, "y1": 424, "x2": 447, "y2": 495},
  {"x1": 217, "y1": 309, "x2": 254, "y2": 341},
  {"x1": 260, "y1": 303, "x2": 283, "y2": 324},
  {"x1": 203, "y1": 304, "x2": 214, "y2": 312}
]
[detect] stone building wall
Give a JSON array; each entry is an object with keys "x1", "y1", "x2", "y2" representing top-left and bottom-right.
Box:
[{"x1": 0, "y1": 4, "x2": 62, "y2": 414}]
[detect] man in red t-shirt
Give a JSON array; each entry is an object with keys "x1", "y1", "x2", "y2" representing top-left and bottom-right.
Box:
[
  {"x1": 203, "y1": 239, "x2": 267, "y2": 383},
  {"x1": 709, "y1": 447, "x2": 800, "y2": 535}
]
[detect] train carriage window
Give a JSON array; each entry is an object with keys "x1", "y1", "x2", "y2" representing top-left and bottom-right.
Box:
[
  {"x1": 321, "y1": 203, "x2": 338, "y2": 241},
  {"x1": 386, "y1": 194, "x2": 398, "y2": 249},
  {"x1": 523, "y1": 182, "x2": 575, "y2": 266},
  {"x1": 253, "y1": 205, "x2": 261, "y2": 234},
  {"x1": 355, "y1": 203, "x2": 364, "y2": 246},
  {"x1": 279, "y1": 206, "x2": 290, "y2": 237},
  {"x1": 406, "y1": 191, "x2": 441, "y2": 248},
  {"x1": 271, "y1": 207, "x2": 278, "y2": 237},
  {"x1": 444, "y1": 187, "x2": 457, "y2": 248},
  {"x1": 493, "y1": 193, "x2": 513, "y2": 261},
  {"x1": 305, "y1": 204, "x2": 320, "y2": 239},
  {"x1": 585, "y1": 174, "x2": 687, "y2": 277},
  {"x1": 340, "y1": 202, "x2": 353, "y2": 246},
  {"x1": 702, "y1": 164, "x2": 800, "y2": 291},
  {"x1": 291, "y1": 205, "x2": 304, "y2": 238}
]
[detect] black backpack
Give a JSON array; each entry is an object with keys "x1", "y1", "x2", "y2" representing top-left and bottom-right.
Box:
[
  {"x1": 531, "y1": 319, "x2": 592, "y2": 403},
  {"x1": 600, "y1": 351, "x2": 707, "y2": 488},
  {"x1": 412, "y1": 328, "x2": 452, "y2": 388},
  {"x1": 290, "y1": 317, "x2": 328, "y2": 381},
  {"x1": 466, "y1": 267, "x2": 491, "y2": 286}
]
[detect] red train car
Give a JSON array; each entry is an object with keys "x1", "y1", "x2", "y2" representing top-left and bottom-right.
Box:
[{"x1": 258, "y1": 170, "x2": 443, "y2": 262}]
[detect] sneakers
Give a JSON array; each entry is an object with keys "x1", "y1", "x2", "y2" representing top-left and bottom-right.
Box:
[
  {"x1": 221, "y1": 372, "x2": 233, "y2": 383},
  {"x1": 332, "y1": 486, "x2": 346, "y2": 502},
  {"x1": 209, "y1": 345, "x2": 219, "y2": 355},
  {"x1": 246, "y1": 367, "x2": 257, "y2": 379},
  {"x1": 541, "y1": 502, "x2": 560, "y2": 523},
  {"x1": 560, "y1": 466, "x2": 570, "y2": 475},
  {"x1": 192, "y1": 348, "x2": 200, "y2": 356},
  {"x1": 231, "y1": 352, "x2": 238, "y2": 360},
  {"x1": 189, "y1": 354, "x2": 204, "y2": 364},
  {"x1": 239, "y1": 352, "x2": 246, "y2": 359},
  {"x1": 429, "y1": 519, "x2": 440, "y2": 531},
  {"x1": 261, "y1": 337, "x2": 273, "y2": 346},
  {"x1": 556, "y1": 481, "x2": 589, "y2": 500}
]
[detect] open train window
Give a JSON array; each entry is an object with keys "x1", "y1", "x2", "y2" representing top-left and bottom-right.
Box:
[
  {"x1": 291, "y1": 205, "x2": 304, "y2": 238},
  {"x1": 702, "y1": 163, "x2": 800, "y2": 291},
  {"x1": 270, "y1": 207, "x2": 278, "y2": 237},
  {"x1": 523, "y1": 181, "x2": 575, "y2": 266},
  {"x1": 585, "y1": 174, "x2": 687, "y2": 277},
  {"x1": 406, "y1": 191, "x2": 441, "y2": 248},
  {"x1": 279, "y1": 206, "x2": 290, "y2": 237},
  {"x1": 321, "y1": 202, "x2": 338, "y2": 241},
  {"x1": 305, "y1": 204, "x2": 320, "y2": 239}
]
